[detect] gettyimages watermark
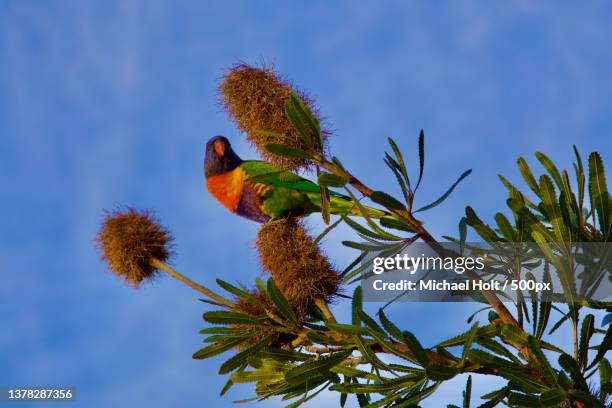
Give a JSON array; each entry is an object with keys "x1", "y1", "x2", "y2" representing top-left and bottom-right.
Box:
[{"x1": 361, "y1": 242, "x2": 612, "y2": 303}]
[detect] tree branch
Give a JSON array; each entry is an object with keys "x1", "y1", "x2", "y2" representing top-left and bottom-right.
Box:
[{"x1": 313, "y1": 155, "x2": 536, "y2": 363}]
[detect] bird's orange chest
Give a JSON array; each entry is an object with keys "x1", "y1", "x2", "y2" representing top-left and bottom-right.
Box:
[{"x1": 206, "y1": 168, "x2": 246, "y2": 212}]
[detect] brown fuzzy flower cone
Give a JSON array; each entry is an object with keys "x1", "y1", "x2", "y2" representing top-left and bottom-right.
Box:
[
  {"x1": 96, "y1": 208, "x2": 174, "y2": 287},
  {"x1": 256, "y1": 218, "x2": 340, "y2": 314},
  {"x1": 232, "y1": 288, "x2": 303, "y2": 347},
  {"x1": 218, "y1": 63, "x2": 329, "y2": 171}
]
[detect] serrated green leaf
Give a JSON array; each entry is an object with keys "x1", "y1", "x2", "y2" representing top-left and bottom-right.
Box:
[
  {"x1": 466, "y1": 349, "x2": 520, "y2": 370},
  {"x1": 325, "y1": 322, "x2": 369, "y2": 336},
  {"x1": 415, "y1": 169, "x2": 472, "y2": 212},
  {"x1": 600, "y1": 358, "x2": 611, "y2": 390},
  {"x1": 266, "y1": 278, "x2": 297, "y2": 324},
  {"x1": 402, "y1": 331, "x2": 430, "y2": 367},
  {"x1": 318, "y1": 172, "x2": 349, "y2": 188},
  {"x1": 518, "y1": 157, "x2": 541, "y2": 196},
  {"x1": 527, "y1": 335, "x2": 558, "y2": 386},
  {"x1": 387, "y1": 137, "x2": 410, "y2": 187},
  {"x1": 507, "y1": 392, "x2": 541, "y2": 407},
  {"x1": 320, "y1": 184, "x2": 331, "y2": 224},
  {"x1": 586, "y1": 324, "x2": 611, "y2": 371},
  {"x1": 438, "y1": 325, "x2": 500, "y2": 348},
  {"x1": 539, "y1": 174, "x2": 569, "y2": 242},
  {"x1": 352, "y1": 286, "x2": 362, "y2": 326},
  {"x1": 203, "y1": 311, "x2": 263, "y2": 325},
  {"x1": 198, "y1": 298, "x2": 228, "y2": 308},
  {"x1": 378, "y1": 309, "x2": 403, "y2": 341},
  {"x1": 363, "y1": 391, "x2": 406, "y2": 408},
  {"x1": 344, "y1": 187, "x2": 397, "y2": 236},
  {"x1": 385, "y1": 154, "x2": 411, "y2": 204},
  {"x1": 354, "y1": 334, "x2": 387, "y2": 370},
  {"x1": 306, "y1": 331, "x2": 344, "y2": 346},
  {"x1": 464, "y1": 206, "x2": 500, "y2": 243},
  {"x1": 415, "y1": 130, "x2": 425, "y2": 191},
  {"x1": 231, "y1": 369, "x2": 284, "y2": 384},
  {"x1": 289, "y1": 93, "x2": 323, "y2": 150},
  {"x1": 260, "y1": 347, "x2": 309, "y2": 362},
  {"x1": 480, "y1": 385, "x2": 510, "y2": 401},
  {"x1": 558, "y1": 354, "x2": 588, "y2": 391},
  {"x1": 425, "y1": 363, "x2": 458, "y2": 380},
  {"x1": 367, "y1": 329, "x2": 417, "y2": 363},
  {"x1": 476, "y1": 338, "x2": 522, "y2": 365},
  {"x1": 567, "y1": 389, "x2": 604, "y2": 407},
  {"x1": 357, "y1": 312, "x2": 385, "y2": 336},
  {"x1": 332, "y1": 365, "x2": 381, "y2": 381},
  {"x1": 496, "y1": 367, "x2": 546, "y2": 393},
  {"x1": 331, "y1": 374, "x2": 423, "y2": 394},
  {"x1": 343, "y1": 216, "x2": 397, "y2": 241},
  {"x1": 203, "y1": 334, "x2": 234, "y2": 343},
  {"x1": 284, "y1": 350, "x2": 352, "y2": 384},
  {"x1": 314, "y1": 217, "x2": 343, "y2": 245},
  {"x1": 536, "y1": 263, "x2": 553, "y2": 339},
  {"x1": 573, "y1": 145, "x2": 586, "y2": 211},
  {"x1": 284, "y1": 98, "x2": 313, "y2": 148},
  {"x1": 539, "y1": 388, "x2": 566, "y2": 406},
  {"x1": 459, "y1": 216, "x2": 468, "y2": 253},
  {"x1": 219, "y1": 336, "x2": 271, "y2": 374},
  {"x1": 549, "y1": 310, "x2": 572, "y2": 335},
  {"x1": 463, "y1": 375, "x2": 471, "y2": 408},
  {"x1": 220, "y1": 377, "x2": 234, "y2": 396},
  {"x1": 192, "y1": 336, "x2": 249, "y2": 359},
  {"x1": 507, "y1": 198, "x2": 556, "y2": 243},
  {"x1": 589, "y1": 152, "x2": 611, "y2": 238},
  {"x1": 264, "y1": 143, "x2": 312, "y2": 159},
  {"x1": 379, "y1": 216, "x2": 417, "y2": 232},
  {"x1": 199, "y1": 327, "x2": 240, "y2": 335},
  {"x1": 216, "y1": 279, "x2": 264, "y2": 307},
  {"x1": 494, "y1": 212, "x2": 515, "y2": 241},
  {"x1": 341, "y1": 240, "x2": 383, "y2": 251},
  {"x1": 397, "y1": 381, "x2": 439, "y2": 406},
  {"x1": 466, "y1": 306, "x2": 490, "y2": 324},
  {"x1": 462, "y1": 323, "x2": 479, "y2": 364},
  {"x1": 578, "y1": 314, "x2": 595, "y2": 369},
  {"x1": 536, "y1": 151, "x2": 564, "y2": 190},
  {"x1": 370, "y1": 191, "x2": 405, "y2": 210}
]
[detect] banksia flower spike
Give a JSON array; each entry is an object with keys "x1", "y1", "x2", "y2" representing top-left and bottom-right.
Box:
[
  {"x1": 96, "y1": 207, "x2": 232, "y2": 307},
  {"x1": 96, "y1": 207, "x2": 173, "y2": 287},
  {"x1": 219, "y1": 63, "x2": 329, "y2": 171},
  {"x1": 256, "y1": 218, "x2": 340, "y2": 316}
]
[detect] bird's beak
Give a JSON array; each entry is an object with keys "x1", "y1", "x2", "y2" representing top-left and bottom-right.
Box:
[{"x1": 214, "y1": 139, "x2": 226, "y2": 157}]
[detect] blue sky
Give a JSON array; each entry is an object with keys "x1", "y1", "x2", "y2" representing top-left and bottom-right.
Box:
[{"x1": 1, "y1": 1, "x2": 611, "y2": 407}]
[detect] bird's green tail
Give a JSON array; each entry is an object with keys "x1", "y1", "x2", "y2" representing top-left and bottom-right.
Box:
[
  {"x1": 306, "y1": 191, "x2": 399, "y2": 220},
  {"x1": 328, "y1": 196, "x2": 390, "y2": 219}
]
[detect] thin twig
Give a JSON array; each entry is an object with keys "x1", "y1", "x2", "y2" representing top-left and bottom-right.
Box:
[
  {"x1": 150, "y1": 258, "x2": 234, "y2": 308},
  {"x1": 314, "y1": 298, "x2": 337, "y2": 323}
]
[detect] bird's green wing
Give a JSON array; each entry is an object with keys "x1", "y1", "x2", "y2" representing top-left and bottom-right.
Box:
[
  {"x1": 240, "y1": 160, "x2": 387, "y2": 219},
  {"x1": 240, "y1": 160, "x2": 342, "y2": 196}
]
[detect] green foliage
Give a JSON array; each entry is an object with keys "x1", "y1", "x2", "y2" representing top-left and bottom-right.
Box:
[{"x1": 193, "y1": 97, "x2": 611, "y2": 407}]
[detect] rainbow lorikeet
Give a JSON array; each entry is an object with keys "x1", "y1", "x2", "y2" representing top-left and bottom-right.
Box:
[{"x1": 204, "y1": 136, "x2": 388, "y2": 223}]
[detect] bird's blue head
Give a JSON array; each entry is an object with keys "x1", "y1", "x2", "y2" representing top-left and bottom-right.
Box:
[{"x1": 204, "y1": 136, "x2": 243, "y2": 178}]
